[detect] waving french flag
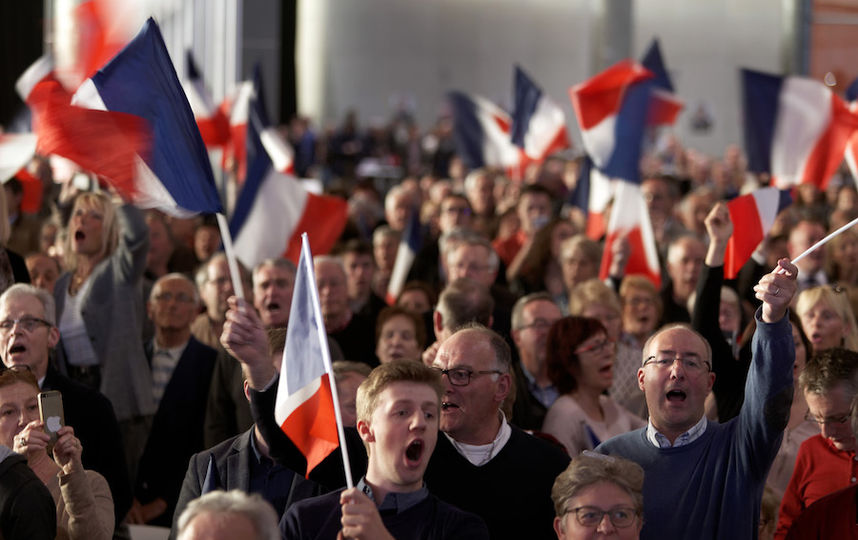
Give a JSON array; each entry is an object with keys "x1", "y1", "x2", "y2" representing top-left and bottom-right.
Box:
[
  {"x1": 0, "y1": 133, "x2": 37, "y2": 183},
  {"x1": 569, "y1": 60, "x2": 654, "y2": 183},
  {"x1": 742, "y1": 68, "x2": 858, "y2": 190},
  {"x1": 70, "y1": 18, "x2": 223, "y2": 216},
  {"x1": 448, "y1": 91, "x2": 521, "y2": 170},
  {"x1": 640, "y1": 39, "x2": 683, "y2": 126},
  {"x1": 230, "y1": 67, "x2": 347, "y2": 268},
  {"x1": 385, "y1": 208, "x2": 423, "y2": 305},
  {"x1": 510, "y1": 66, "x2": 570, "y2": 161},
  {"x1": 184, "y1": 52, "x2": 230, "y2": 147},
  {"x1": 568, "y1": 155, "x2": 615, "y2": 241},
  {"x1": 724, "y1": 187, "x2": 792, "y2": 279},
  {"x1": 598, "y1": 181, "x2": 661, "y2": 288}
]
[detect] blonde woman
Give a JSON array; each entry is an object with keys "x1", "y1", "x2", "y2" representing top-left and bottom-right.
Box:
[{"x1": 796, "y1": 284, "x2": 858, "y2": 352}]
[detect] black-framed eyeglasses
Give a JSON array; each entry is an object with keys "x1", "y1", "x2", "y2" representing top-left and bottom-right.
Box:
[
  {"x1": 576, "y1": 338, "x2": 615, "y2": 355},
  {"x1": 564, "y1": 505, "x2": 639, "y2": 528},
  {"x1": 804, "y1": 411, "x2": 851, "y2": 425},
  {"x1": 432, "y1": 367, "x2": 503, "y2": 386},
  {"x1": 643, "y1": 354, "x2": 711, "y2": 373},
  {"x1": 0, "y1": 317, "x2": 52, "y2": 333}
]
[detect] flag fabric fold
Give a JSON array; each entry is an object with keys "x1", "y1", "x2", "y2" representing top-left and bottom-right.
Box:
[
  {"x1": 184, "y1": 51, "x2": 230, "y2": 147},
  {"x1": 742, "y1": 68, "x2": 858, "y2": 190},
  {"x1": 510, "y1": 66, "x2": 570, "y2": 161},
  {"x1": 230, "y1": 67, "x2": 347, "y2": 268},
  {"x1": 724, "y1": 187, "x2": 792, "y2": 279},
  {"x1": 385, "y1": 208, "x2": 423, "y2": 305},
  {"x1": 447, "y1": 91, "x2": 522, "y2": 170},
  {"x1": 598, "y1": 181, "x2": 661, "y2": 288},
  {"x1": 276, "y1": 236, "x2": 339, "y2": 476},
  {"x1": 640, "y1": 39, "x2": 684, "y2": 127},
  {"x1": 568, "y1": 155, "x2": 615, "y2": 241}
]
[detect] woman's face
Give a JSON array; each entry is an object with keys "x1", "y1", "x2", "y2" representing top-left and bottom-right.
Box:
[
  {"x1": 551, "y1": 222, "x2": 576, "y2": 259},
  {"x1": 621, "y1": 288, "x2": 658, "y2": 339},
  {"x1": 376, "y1": 315, "x2": 420, "y2": 364},
  {"x1": 791, "y1": 323, "x2": 808, "y2": 378},
  {"x1": 718, "y1": 300, "x2": 741, "y2": 335},
  {"x1": 562, "y1": 247, "x2": 597, "y2": 292},
  {"x1": 0, "y1": 382, "x2": 39, "y2": 449},
  {"x1": 554, "y1": 480, "x2": 642, "y2": 540},
  {"x1": 582, "y1": 304, "x2": 622, "y2": 343},
  {"x1": 833, "y1": 234, "x2": 858, "y2": 273},
  {"x1": 573, "y1": 332, "x2": 615, "y2": 393},
  {"x1": 800, "y1": 300, "x2": 846, "y2": 352},
  {"x1": 70, "y1": 201, "x2": 105, "y2": 257}
]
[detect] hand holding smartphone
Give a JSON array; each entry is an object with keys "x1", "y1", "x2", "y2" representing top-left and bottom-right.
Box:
[{"x1": 38, "y1": 391, "x2": 64, "y2": 453}]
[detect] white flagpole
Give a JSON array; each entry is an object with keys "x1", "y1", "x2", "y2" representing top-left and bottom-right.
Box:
[
  {"x1": 791, "y1": 215, "x2": 858, "y2": 266},
  {"x1": 299, "y1": 233, "x2": 354, "y2": 488},
  {"x1": 215, "y1": 212, "x2": 246, "y2": 300}
]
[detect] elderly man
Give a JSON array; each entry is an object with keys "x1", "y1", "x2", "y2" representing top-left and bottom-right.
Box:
[
  {"x1": 0, "y1": 284, "x2": 131, "y2": 529},
  {"x1": 205, "y1": 258, "x2": 296, "y2": 448},
  {"x1": 315, "y1": 256, "x2": 376, "y2": 366},
  {"x1": 659, "y1": 234, "x2": 705, "y2": 325},
  {"x1": 175, "y1": 491, "x2": 280, "y2": 540},
  {"x1": 131, "y1": 274, "x2": 217, "y2": 527},
  {"x1": 421, "y1": 278, "x2": 494, "y2": 366},
  {"x1": 510, "y1": 293, "x2": 563, "y2": 430},
  {"x1": 596, "y1": 259, "x2": 798, "y2": 539},
  {"x1": 227, "y1": 306, "x2": 569, "y2": 540},
  {"x1": 192, "y1": 254, "x2": 250, "y2": 350},
  {"x1": 775, "y1": 348, "x2": 858, "y2": 538}
]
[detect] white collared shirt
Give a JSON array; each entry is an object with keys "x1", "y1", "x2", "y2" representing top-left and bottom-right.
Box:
[{"x1": 646, "y1": 415, "x2": 708, "y2": 448}]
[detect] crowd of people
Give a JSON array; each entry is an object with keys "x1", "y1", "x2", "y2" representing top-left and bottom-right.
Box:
[{"x1": 2, "y1": 108, "x2": 858, "y2": 539}]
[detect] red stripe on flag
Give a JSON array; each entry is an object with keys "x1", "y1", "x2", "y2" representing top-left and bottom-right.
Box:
[
  {"x1": 570, "y1": 60, "x2": 653, "y2": 130},
  {"x1": 283, "y1": 192, "x2": 349, "y2": 264},
  {"x1": 196, "y1": 112, "x2": 230, "y2": 147},
  {"x1": 600, "y1": 229, "x2": 661, "y2": 289},
  {"x1": 724, "y1": 194, "x2": 764, "y2": 280},
  {"x1": 585, "y1": 211, "x2": 606, "y2": 241},
  {"x1": 801, "y1": 95, "x2": 858, "y2": 190},
  {"x1": 14, "y1": 169, "x2": 44, "y2": 214},
  {"x1": 280, "y1": 374, "x2": 339, "y2": 476}
]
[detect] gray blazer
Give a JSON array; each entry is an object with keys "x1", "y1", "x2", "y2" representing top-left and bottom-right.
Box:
[{"x1": 54, "y1": 204, "x2": 155, "y2": 421}]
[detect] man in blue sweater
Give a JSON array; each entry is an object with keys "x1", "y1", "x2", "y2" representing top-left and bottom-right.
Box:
[{"x1": 597, "y1": 258, "x2": 797, "y2": 539}]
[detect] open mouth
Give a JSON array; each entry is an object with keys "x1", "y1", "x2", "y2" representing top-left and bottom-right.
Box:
[
  {"x1": 8, "y1": 344, "x2": 25, "y2": 355},
  {"x1": 405, "y1": 440, "x2": 424, "y2": 464},
  {"x1": 599, "y1": 364, "x2": 613, "y2": 375},
  {"x1": 666, "y1": 390, "x2": 687, "y2": 402},
  {"x1": 266, "y1": 302, "x2": 281, "y2": 312},
  {"x1": 441, "y1": 402, "x2": 459, "y2": 411},
  {"x1": 74, "y1": 230, "x2": 85, "y2": 241}
]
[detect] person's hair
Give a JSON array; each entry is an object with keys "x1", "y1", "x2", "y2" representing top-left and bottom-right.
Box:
[
  {"x1": 435, "y1": 278, "x2": 494, "y2": 331},
  {"x1": 332, "y1": 360, "x2": 372, "y2": 383},
  {"x1": 0, "y1": 367, "x2": 39, "y2": 393},
  {"x1": 451, "y1": 323, "x2": 512, "y2": 371},
  {"x1": 641, "y1": 323, "x2": 712, "y2": 367},
  {"x1": 518, "y1": 182, "x2": 553, "y2": 204},
  {"x1": 464, "y1": 167, "x2": 493, "y2": 195},
  {"x1": 64, "y1": 192, "x2": 118, "y2": 271},
  {"x1": 551, "y1": 452, "x2": 644, "y2": 517},
  {"x1": 375, "y1": 306, "x2": 427, "y2": 349},
  {"x1": 313, "y1": 255, "x2": 346, "y2": 276},
  {"x1": 395, "y1": 281, "x2": 437, "y2": 312},
  {"x1": 515, "y1": 218, "x2": 575, "y2": 287},
  {"x1": 144, "y1": 210, "x2": 175, "y2": 245},
  {"x1": 559, "y1": 235, "x2": 601, "y2": 266},
  {"x1": 800, "y1": 347, "x2": 858, "y2": 396},
  {"x1": 334, "y1": 238, "x2": 374, "y2": 259},
  {"x1": 384, "y1": 184, "x2": 418, "y2": 217},
  {"x1": 0, "y1": 284, "x2": 57, "y2": 326},
  {"x1": 568, "y1": 279, "x2": 621, "y2": 317},
  {"x1": 371, "y1": 225, "x2": 400, "y2": 247},
  {"x1": 150, "y1": 273, "x2": 200, "y2": 305},
  {"x1": 796, "y1": 285, "x2": 858, "y2": 351},
  {"x1": 444, "y1": 231, "x2": 500, "y2": 273},
  {"x1": 546, "y1": 316, "x2": 607, "y2": 394},
  {"x1": 789, "y1": 311, "x2": 813, "y2": 360},
  {"x1": 252, "y1": 258, "x2": 296, "y2": 287},
  {"x1": 511, "y1": 292, "x2": 555, "y2": 331},
  {"x1": 356, "y1": 361, "x2": 444, "y2": 427},
  {"x1": 666, "y1": 234, "x2": 704, "y2": 266},
  {"x1": 176, "y1": 490, "x2": 280, "y2": 540},
  {"x1": 619, "y1": 275, "x2": 663, "y2": 319}
]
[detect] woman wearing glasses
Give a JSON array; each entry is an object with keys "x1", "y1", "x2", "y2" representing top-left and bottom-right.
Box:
[
  {"x1": 0, "y1": 367, "x2": 113, "y2": 540},
  {"x1": 551, "y1": 452, "x2": 644, "y2": 539},
  {"x1": 542, "y1": 317, "x2": 645, "y2": 456}
]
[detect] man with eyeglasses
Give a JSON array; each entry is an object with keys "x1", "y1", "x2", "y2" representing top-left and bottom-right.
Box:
[
  {"x1": 596, "y1": 258, "x2": 798, "y2": 539},
  {"x1": 131, "y1": 273, "x2": 217, "y2": 526},
  {"x1": 510, "y1": 292, "x2": 563, "y2": 430},
  {"x1": 775, "y1": 347, "x2": 858, "y2": 537},
  {"x1": 230, "y1": 306, "x2": 569, "y2": 539},
  {"x1": 0, "y1": 284, "x2": 130, "y2": 531}
]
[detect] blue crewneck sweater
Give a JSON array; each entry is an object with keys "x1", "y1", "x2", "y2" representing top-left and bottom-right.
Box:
[{"x1": 597, "y1": 310, "x2": 794, "y2": 540}]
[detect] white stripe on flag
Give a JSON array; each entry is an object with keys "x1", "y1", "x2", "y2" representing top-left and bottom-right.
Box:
[{"x1": 771, "y1": 78, "x2": 832, "y2": 185}]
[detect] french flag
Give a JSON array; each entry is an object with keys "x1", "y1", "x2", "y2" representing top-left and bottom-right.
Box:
[
  {"x1": 230, "y1": 67, "x2": 347, "y2": 268},
  {"x1": 742, "y1": 68, "x2": 858, "y2": 190},
  {"x1": 0, "y1": 133, "x2": 37, "y2": 183},
  {"x1": 385, "y1": 208, "x2": 423, "y2": 305},
  {"x1": 510, "y1": 65, "x2": 570, "y2": 161},
  {"x1": 568, "y1": 155, "x2": 615, "y2": 241},
  {"x1": 598, "y1": 181, "x2": 661, "y2": 288},
  {"x1": 69, "y1": 18, "x2": 223, "y2": 216},
  {"x1": 276, "y1": 234, "x2": 339, "y2": 476},
  {"x1": 447, "y1": 91, "x2": 521, "y2": 170},
  {"x1": 183, "y1": 52, "x2": 230, "y2": 147},
  {"x1": 724, "y1": 187, "x2": 792, "y2": 279},
  {"x1": 569, "y1": 60, "x2": 654, "y2": 182},
  {"x1": 640, "y1": 39, "x2": 683, "y2": 127},
  {"x1": 222, "y1": 81, "x2": 253, "y2": 182}
]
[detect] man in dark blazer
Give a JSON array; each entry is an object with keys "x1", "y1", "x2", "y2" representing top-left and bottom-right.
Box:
[
  {"x1": 130, "y1": 274, "x2": 217, "y2": 527},
  {"x1": 0, "y1": 283, "x2": 130, "y2": 530}
]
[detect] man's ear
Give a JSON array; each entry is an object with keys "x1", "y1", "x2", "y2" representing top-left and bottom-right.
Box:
[
  {"x1": 495, "y1": 372, "x2": 511, "y2": 405},
  {"x1": 637, "y1": 367, "x2": 646, "y2": 391},
  {"x1": 357, "y1": 419, "x2": 374, "y2": 444},
  {"x1": 47, "y1": 327, "x2": 60, "y2": 349},
  {"x1": 243, "y1": 380, "x2": 251, "y2": 403},
  {"x1": 433, "y1": 311, "x2": 443, "y2": 335}
]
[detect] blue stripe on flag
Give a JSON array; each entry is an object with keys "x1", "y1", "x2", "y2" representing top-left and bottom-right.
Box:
[
  {"x1": 448, "y1": 91, "x2": 486, "y2": 170},
  {"x1": 510, "y1": 65, "x2": 542, "y2": 148},
  {"x1": 741, "y1": 68, "x2": 783, "y2": 175}
]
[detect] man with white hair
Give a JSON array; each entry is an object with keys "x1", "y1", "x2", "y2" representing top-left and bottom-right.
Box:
[
  {"x1": 176, "y1": 490, "x2": 280, "y2": 540},
  {"x1": 660, "y1": 234, "x2": 705, "y2": 325}
]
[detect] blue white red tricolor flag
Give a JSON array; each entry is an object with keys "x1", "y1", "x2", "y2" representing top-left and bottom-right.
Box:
[
  {"x1": 448, "y1": 91, "x2": 522, "y2": 170},
  {"x1": 70, "y1": 18, "x2": 223, "y2": 216},
  {"x1": 640, "y1": 39, "x2": 683, "y2": 127},
  {"x1": 230, "y1": 67, "x2": 347, "y2": 268},
  {"x1": 568, "y1": 155, "x2": 615, "y2": 241},
  {"x1": 598, "y1": 181, "x2": 661, "y2": 288},
  {"x1": 742, "y1": 68, "x2": 858, "y2": 190},
  {"x1": 276, "y1": 235, "x2": 339, "y2": 476},
  {"x1": 724, "y1": 187, "x2": 792, "y2": 279},
  {"x1": 510, "y1": 66, "x2": 570, "y2": 161},
  {"x1": 385, "y1": 207, "x2": 423, "y2": 305},
  {"x1": 183, "y1": 51, "x2": 230, "y2": 147}
]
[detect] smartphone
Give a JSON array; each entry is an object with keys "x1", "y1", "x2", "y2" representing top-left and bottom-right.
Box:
[{"x1": 38, "y1": 391, "x2": 65, "y2": 451}]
